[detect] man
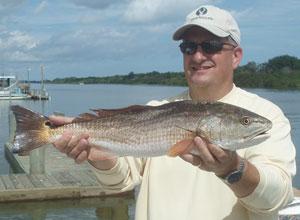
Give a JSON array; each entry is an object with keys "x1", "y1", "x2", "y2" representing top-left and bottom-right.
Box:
[{"x1": 50, "y1": 5, "x2": 296, "y2": 220}]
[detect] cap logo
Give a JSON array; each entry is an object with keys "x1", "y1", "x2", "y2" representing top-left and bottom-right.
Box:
[{"x1": 196, "y1": 7, "x2": 207, "y2": 16}]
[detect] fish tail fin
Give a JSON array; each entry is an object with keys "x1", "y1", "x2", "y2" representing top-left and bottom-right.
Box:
[{"x1": 10, "y1": 105, "x2": 52, "y2": 156}]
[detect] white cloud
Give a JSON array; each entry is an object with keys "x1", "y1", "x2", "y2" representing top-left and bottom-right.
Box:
[
  {"x1": 123, "y1": 0, "x2": 217, "y2": 23},
  {"x1": 34, "y1": 1, "x2": 48, "y2": 14},
  {"x1": 230, "y1": 8, "x2": 252, "y2": 21},
  {"x1": 0, "y1": 30, "x2": 39, "y2": 61},
  {"x1": 0, "y1": 31, "x2": 37, "y2": 49}
]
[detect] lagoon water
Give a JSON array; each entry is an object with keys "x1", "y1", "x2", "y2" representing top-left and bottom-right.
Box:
[{"x1": 0, "y1": 83, "x2": 299, "y2": 219}]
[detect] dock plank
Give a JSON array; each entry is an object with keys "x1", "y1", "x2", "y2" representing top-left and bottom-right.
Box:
[
  {"x1": 0, "y1": 176, "x2": 6, "y2": 190},
  {"x1": 14, "y1": 174, "x2": 34, "y2": 189},
  {"x1": 52, "y1": 171, "x2": 81, "y2": 186},
  {"x1": 34, "y1": 174, "x2": 62, "y2": 188},
  {"x1": 1, "y1": 175, "x2": 15, "y2": 190},
  {"x1": 28, "y1": 175, "x2": 46, "y2": 188},
  {"x1": 9, "y1": 174, "x2": 24, "y2": 189},
  {"x1": 69, "y1": 170, "x2": 100, "y2": 187}
]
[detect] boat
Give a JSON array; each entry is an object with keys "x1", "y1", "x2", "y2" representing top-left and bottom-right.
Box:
[{"x1": 0, "y1": 75, "x2": 31, "y2": 100}]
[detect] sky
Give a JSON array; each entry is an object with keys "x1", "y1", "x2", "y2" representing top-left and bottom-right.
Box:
[{"x1": 0, "y1": 0, "x2": 300, "y2": 80}]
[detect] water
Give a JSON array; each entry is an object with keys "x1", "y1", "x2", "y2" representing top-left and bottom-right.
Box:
[{"x1": 0, "y1": 84, "x2": 299, "y2": 219}]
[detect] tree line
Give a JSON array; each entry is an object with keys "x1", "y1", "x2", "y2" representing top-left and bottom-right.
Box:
[{"x1": 50, "y1": 55, "x2": 300, "y2": 89}]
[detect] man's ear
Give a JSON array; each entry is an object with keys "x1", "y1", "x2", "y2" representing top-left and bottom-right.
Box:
[{"x1": 232, "y1": 47, "x2": 243, "y2": 69}]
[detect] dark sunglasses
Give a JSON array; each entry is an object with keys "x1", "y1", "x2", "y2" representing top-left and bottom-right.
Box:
[{"x1": 179, "y1": 40, "x2": 236, "y2": 55}]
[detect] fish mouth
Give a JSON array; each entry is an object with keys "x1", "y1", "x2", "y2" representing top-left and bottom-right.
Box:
[
  {"x1": 253, "y1": 131, "x2": 270, "y2": 140},
  {"x1": 256, "y1": 130, "x2": 268, "y2": 136},
  {"x1": 245, "y1": 121, "x2": 273, "y2": 141},
  {"x1": 244, "y1": 124, "x2": 272, "y2": 141}
]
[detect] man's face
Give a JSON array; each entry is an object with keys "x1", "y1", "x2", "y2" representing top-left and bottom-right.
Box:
[{"x1": 181, "y1": 27, "x2": 242, "y2": 89}]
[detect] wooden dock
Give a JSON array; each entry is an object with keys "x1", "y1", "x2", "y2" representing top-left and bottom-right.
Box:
[{"x1": 2, "y1": 142, "x2": 134, "y2": 202}]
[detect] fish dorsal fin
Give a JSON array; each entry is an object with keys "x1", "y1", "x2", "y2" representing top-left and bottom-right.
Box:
[
  {"x1": 92, "y1": 105, "x2": 152, "y2": 117},
  {"x1": 72, "y1": 113, "x2": 98, "y2": 123}
]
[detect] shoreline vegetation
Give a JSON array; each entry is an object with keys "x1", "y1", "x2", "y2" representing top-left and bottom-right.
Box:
[{"x1": 45, "y1": 55, "x2": 300, "y2": 90}]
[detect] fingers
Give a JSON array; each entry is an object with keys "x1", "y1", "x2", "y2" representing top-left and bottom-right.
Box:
[
  {"x1": 180, "y1": 136, "x2": 238, "y2": 174},
  {"x1": 68, "y1": 138, "x2": 89, "y2": 161},
  {"x1": 66, "y1": 133, "x2": 90, "y2": 155},
  {"x1": 53, "y1": 131, "x2": 90, "y2": 164},
  {"x1": 208, "y1": 143, "x2": 235, "y2": 163},
  {"x1": 194, "y1": 137, "x2": 216, "y2": 164},
  {"x1": 53, "y1": 131, "x2": 73, "y2": 152}
]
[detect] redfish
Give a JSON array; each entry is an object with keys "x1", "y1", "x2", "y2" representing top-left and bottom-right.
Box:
[{"x1": 10, "y1": 101, "x2": 272, "y2": 157}]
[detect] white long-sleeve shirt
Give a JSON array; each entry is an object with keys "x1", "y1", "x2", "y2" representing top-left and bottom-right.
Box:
[{"x1": 92, "y1": 85, "x2": 296, "y2": 220}]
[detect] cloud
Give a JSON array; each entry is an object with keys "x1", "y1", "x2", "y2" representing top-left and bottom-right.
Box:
[
  {"x1": 68, "y1": 0, "x2": 121, "y2": 10},
  {"x1": 123, "y1": 0, "x2": 217, "y2": 23},
  {"x1": 0, "y1": 0, "x2": 25, "y2": 9},
  {"x1": 36, "y1": 27, "x2": 133, "y2": 62},
  {"x1": 0, "y1": 30, "x2": 39, "y2": 61},
  {"x1": 68, "y1": 0, "x2": 219, "y2": 23},
  {"x1": 0, "y1": 0, "x2": 25, "y2": 21},
  {"x1": 34, "y1": 1, "x2": 48, "y2": 14}
]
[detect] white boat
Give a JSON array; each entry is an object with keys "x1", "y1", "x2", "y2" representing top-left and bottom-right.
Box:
[{"x1": 0, "y1": 75, "x2": 31, "y2": 100}]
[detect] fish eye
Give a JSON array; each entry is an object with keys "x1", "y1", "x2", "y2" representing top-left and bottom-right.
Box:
[{"x1": 240, "y1": 116, "x2": 251, "y2": 126}]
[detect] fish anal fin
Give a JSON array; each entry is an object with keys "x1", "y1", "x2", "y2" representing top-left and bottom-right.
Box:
[{"x1": 167, "y1": 139, "x2": 194, "y2": 157}]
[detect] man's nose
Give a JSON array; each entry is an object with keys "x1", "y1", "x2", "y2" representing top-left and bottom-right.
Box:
[{"x1": 191, "y1": 46, "x2": 207, "y2": 60}]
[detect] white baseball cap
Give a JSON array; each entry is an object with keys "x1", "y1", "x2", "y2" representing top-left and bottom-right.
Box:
[{"x1": 173, "y1": 5, "x2": 241, "y2": 45}]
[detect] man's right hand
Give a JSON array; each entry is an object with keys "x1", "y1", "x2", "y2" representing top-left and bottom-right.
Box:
[{"x1": 49, "y1": 115, "x2": 117, "y2": 170}]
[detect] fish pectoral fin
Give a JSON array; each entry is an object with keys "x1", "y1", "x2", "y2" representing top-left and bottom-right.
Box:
[{"x1": 167, "y1": 139, "x2": 194, "y2": 157}]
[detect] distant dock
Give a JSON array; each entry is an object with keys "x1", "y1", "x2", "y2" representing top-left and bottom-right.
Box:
[{"x1": 29, "y1": 88, "x2": 50, "y2": 100}]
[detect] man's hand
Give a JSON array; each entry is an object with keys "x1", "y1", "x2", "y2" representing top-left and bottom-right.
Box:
[
  {"x1": 48, "y1": 115, "x2": 117, "y2": 170},
  {"x1": 180, "y1": 136, "x2": 239, "y2": 177},
  {"x1": 180, "y1": 136, "x2": 260, "y2": 197}
]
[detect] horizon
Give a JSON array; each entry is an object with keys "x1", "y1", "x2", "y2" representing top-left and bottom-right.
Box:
[{"x1": 1, "y1": 0, "x2": 300, "y2": 80}]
